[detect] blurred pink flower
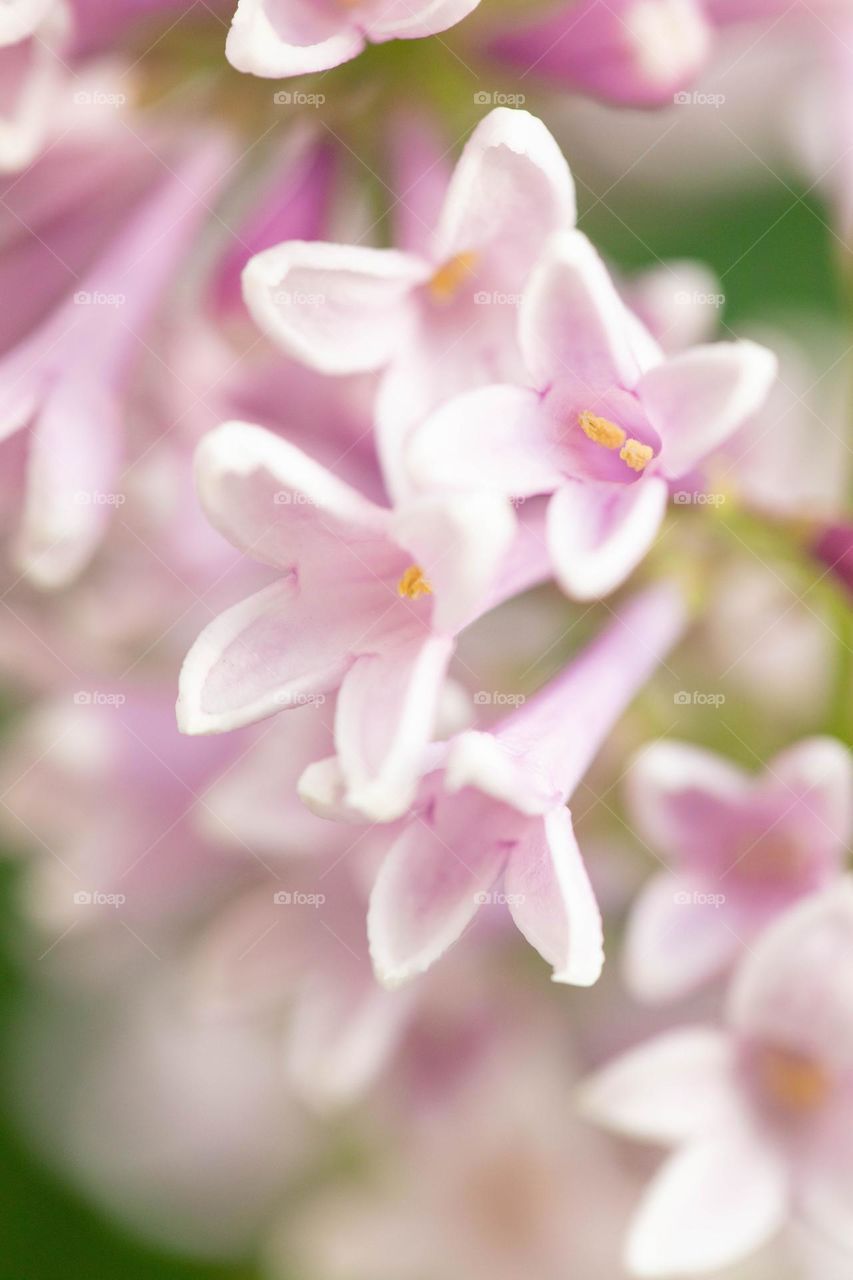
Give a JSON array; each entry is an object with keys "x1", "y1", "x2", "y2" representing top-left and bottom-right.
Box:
[
  {"x1": 300, "y1": 581, "x2": 686, "y2": 987},
  {"x1": 812, "y1": 521, "x2": 853, "y2": 599},
  {"x1": 410, "y1": 229, "x2": 776, "y2": 599},
  {"x1": 583, "y1": 879, "x2": 853, "y2": 1276},
  {"x1": 486, "y1": 0, "x2": 848, "y2": 109},
  {"x1": 269, "y1": 1001, "x2": 640, "y2": 1280},
  {"x1": 622, "y1": 737, "x2": 852, "y2": 1003},
  {"x1": 0, "y1": 133, "x2": 229, "y2": 587},
  {"x1": 225, "y1": 0, "x2": 482, "y2": 77}
]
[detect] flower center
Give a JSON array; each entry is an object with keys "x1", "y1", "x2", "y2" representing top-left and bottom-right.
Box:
[
  {"x1": 758, "y1": 1046, "x2": 831, "y2": 1113},
  {"x1": 398, "y1": 565, "x2": 432, "y2": 599},
  {"x1": 578, "y1": 411, "x2": 653, "y2": 472},
  {"x1": 427, "y1": 251, "x2": 478, "y2": 304},
  {"x1": 734, "y1": 831, "x2": 807, "y2": 883}
]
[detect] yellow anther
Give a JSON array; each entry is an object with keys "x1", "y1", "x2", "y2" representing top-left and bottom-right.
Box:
[
  {"x1": 578, "y1": 411, "x2": 626, "y2": 450},
  {"x1": 620, "y1": 438, "x2": 654, "y2": 472},
  {"x1": 398, "y1": 565, "x2": 432, "y2": 599},
  {"x1": 428, "y1": 251, "x2": 478, "y2": 304},
  {"x1": 760, "y1": 1047, "x2": 830, "y2": 1113}
]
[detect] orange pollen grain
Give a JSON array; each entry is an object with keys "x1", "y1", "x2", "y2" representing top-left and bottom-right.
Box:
[
  {"x1": 578, "y1": 411, "x2": 626, "y2": 450},
  {"x1": 398, "y1": 565, "x2": 432, "y2": 599},
  {"x1": 760, "y1": 1047, "x2": 831, "y2": 1112},
  {"x1": 620, "y1": 438, "x2": 654, "y2": 472},
  {"x1": 427, "y1": 251, "x2": 478, "y2": 304}
]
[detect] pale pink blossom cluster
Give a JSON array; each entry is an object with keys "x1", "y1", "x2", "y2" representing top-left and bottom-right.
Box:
[{"x1": 0, "y1": 4, "x2": 850, "y2": 1280}]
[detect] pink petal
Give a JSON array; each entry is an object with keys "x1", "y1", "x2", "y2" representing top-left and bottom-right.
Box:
[
  {"x1": 505, "y1": 805, "x2": 604, "y2": 985},
  {"x1": 0, "y1": 0, "x2": 56, "y2": 44},
  {"x1": 363, "y1": 0, "x2": 481, "y2": 40},
  {"x1": 367, "y1": 792, "x2": 517, "y2": 986},
  {"x1": 444, "y1": 730, "x2": 564, "y2": 816},
  {"x1": 489, "y1": 0, "x2": 712, "y2": 108},
  {"x1": 386, "y1": 111, "x2": 452, "y2": 257},
  {"x1": 628, "y1": 1134, "x2": 789, "y2": 1276},
  {"x1": 581, "y1": 1026, "x2": 741, "y2": 1143},
  {"x1": 0, "y1": 9, "x2": 66, "y2": 172},
  {"x1": 625, "y1": 739, "x2": 751, "y2": 868},
  {"x1": 763, "y1": 737, "x2": 853, "y2": 871},
  {"x1": 193, "y1": 421, "x2": 393, "y2": 571},
  {"x1": 640, "y1": 340, "x2": 778, "y2": 480},
  {"x1": 198, "y1": 712, "x2": 339, "y2": 858},
  {"x1": 623, "y1": 871, "x2": 743, "y2": 1003},
  {"x1": 493, "y1": 581, "x2": 687, "y2": 801},
  {"x1": 727, "y1": 878, "x2": 853, "y2": 1072},
  {"x1": 226, "y1": 0, "x2": 365, "y2": 76},
  {"x1": 335, "y1": 635, "x2": 454, "y2": 822},
  {"x1": 242, "y1": 240, "x2": 427, "y2": 373},
  {"x1": 188, "y1": 886, "x2": 310, "y2": 1019},
  {"x1": 407, "y1": 384, "x2": 563, "y2": 497},
  {"x1": 16, "y1": 376, "x2": 122, "y2": 588},
  {"x1": 433, "y1": 107, "x2": 576, "y2": 278},
  {"x1": 519, "y1": 229, "x2": 659, "y2": 391},
  {"x1": 286, "y1": 971, "x2": 413, "y2": 1108},
  {"x1": 391, "y1": 491, "x2": 518, "y2": 633},
  {"x1": 177, "y1": 576, "x2": 373, "y2": 734},
  {"x1": 546, "y1": 477, "x2": 668, "y2": 600}
]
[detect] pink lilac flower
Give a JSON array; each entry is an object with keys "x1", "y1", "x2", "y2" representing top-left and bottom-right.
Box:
[
  {"x1": 270, "y1": 992, "x2": 641, "y2": 1280},
  {"x1": 583, "y1": 879, "x2": 853, "y2": 1277},
  {"x1": 0, "y1": 133, "x2": 229, "y2": 587},
  {"x1": 622, "y1": 737, "x2": 852, "y2": 1004},
  {"x1": 301, "y1": 581, "x2": 687, "y2": 987},
  {"x1": 225, "y1": 0, "x2": 482, "y2": 78},
  {"x1": 0, "y1": 687, "x2": 242, "y2": 959},
  {"x1": 11, "y1": 965, "x2": 310, "y2": 1257},
  {"x1": 241, "y1": 107, "x2": 576, "y2": 496},
  {"x1": 208, "y1": 127, "x2": 338, "y2": 320},
  {"x1": 486, "y1": 0, "x2": 847, "y2": 109},
  {"x1": 812, "y1": 521, "x2": 853, "y2": 599},
  {"x1": 409, "y1": 229, "x2": 776, "y2": 599},
  {"x1": 188, "y1": 704, "x2": 419, "y2": 1110},
  {"x1": 177, "y1": 419, "x2": 548, "y2": 821}
]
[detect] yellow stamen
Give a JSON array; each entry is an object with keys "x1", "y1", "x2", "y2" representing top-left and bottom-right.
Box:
[
  {"x1": 398, "y1": 565, "x2": 432, "y2": 599},
  {"x1": 760, "y1": 1047, "x2": 830, "y2": 1112},
  {"x1": 735, "y1": 833, "x2": 806, "y2": 882},
  {"x1": 578, "y1": 411, "x2": 626, "y2": 450},
  {"x1": 620, "y1": 438, "x2": 654, "y2": 472},
  {"x1": 428, "y1": 251, "x2": 478, "y2": 304}
]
